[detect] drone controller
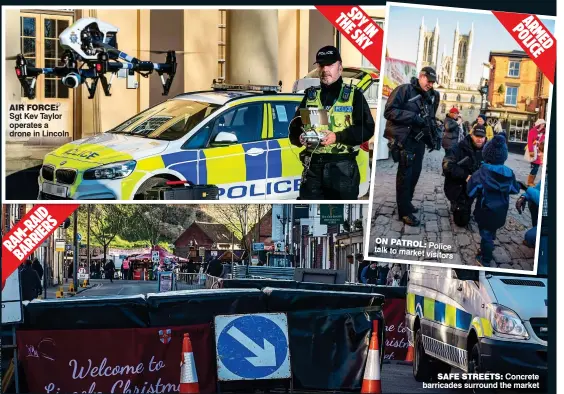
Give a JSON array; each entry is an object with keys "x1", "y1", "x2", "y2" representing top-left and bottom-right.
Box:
[
  {"x1": 14, "y1": 17, "x2": 177, "y2": 99},
  {"x1": 301, "y1": 130, "x2": 324, "y2": 145}
]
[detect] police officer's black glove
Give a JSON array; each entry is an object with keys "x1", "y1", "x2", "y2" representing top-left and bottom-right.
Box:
[
  {"x1": 414, "y1": 115, "x2": 426, "y2": 127},
  {"x1": 515, "y1": 196, "x2": 527, "y2": 214}
]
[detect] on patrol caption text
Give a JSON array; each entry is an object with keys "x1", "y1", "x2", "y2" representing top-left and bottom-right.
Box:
[{"x1": 373, "y1": 238, "x2": 454, "y2": 259}]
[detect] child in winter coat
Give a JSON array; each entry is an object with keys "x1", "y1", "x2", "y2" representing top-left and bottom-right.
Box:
[{"x1": 467, "y1": 134, "x2": 520, "y2": 266}]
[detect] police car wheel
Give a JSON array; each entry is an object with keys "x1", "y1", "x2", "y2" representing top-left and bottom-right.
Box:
[
  {"x1": 413, "y1": 328, "x2": 434, "y2": 382},
  {"x1": 134, "y1": 177, "x2": 170, "y2": 200}
]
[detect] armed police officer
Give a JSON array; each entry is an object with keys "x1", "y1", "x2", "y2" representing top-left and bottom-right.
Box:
[
  {"x1": 289, "y1": 46, "x2": 375, "y2": 200},
  {"x1": 384, "y1": 67, "x2": 440, "y2": 226}
]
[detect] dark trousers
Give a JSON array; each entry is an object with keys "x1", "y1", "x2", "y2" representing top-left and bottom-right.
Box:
[
  {"x1": 122, "y1": 269, "x2": 129, "y2": 280},
  {"x1": 479, "y1": 228, "x2": 496, "y2": 264},
  {"x1": 396, "y1": 139, "x2": 426, "y2": 218},
  {"x1": 299, "y1": 155, "x2": 360, "y2": 200},
  {"x1": 452, "y1": 195, "x2": 474, "y2": 227},
  {"x1": 529, "y1": 201, "x2": 539, "y2": 227}
]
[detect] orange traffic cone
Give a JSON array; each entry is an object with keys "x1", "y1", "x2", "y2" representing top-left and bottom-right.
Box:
[
  {"x1": 179, "y1": 333, "x2": 199, "y2": 394},
  {"x1": 405, "y1": 342, "x2": 414, "y2": 363},
  {"x1": 361, "y1": 321, "x2": 382, "y2": 394}
]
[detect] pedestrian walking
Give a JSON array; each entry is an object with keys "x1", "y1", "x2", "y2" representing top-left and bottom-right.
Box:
[
  {"x1": 21, "y1": 259, "x2": 42, "y2": 301},
  {"x1": 122, "y1": 258, "x2": 130, "y2": 281},
  {"x1": 526, "y1": 119, "x2": 546, "y2": 186},
  {"x1": 104, "y1": 259, "x2": 116, "y2": 283},
  {"x1": 32, "y1": 257, "x2": 44, "y2": 281}
]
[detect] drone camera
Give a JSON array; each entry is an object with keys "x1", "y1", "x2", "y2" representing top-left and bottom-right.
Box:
[{"x1": 62, "y1": 72, "x2": 82, "y2": 89}]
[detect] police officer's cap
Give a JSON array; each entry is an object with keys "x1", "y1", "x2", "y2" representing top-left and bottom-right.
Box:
[
  {"x1": 315, "y1": 45, "x2": 342, "y2": 66},
  {"x1": 420, "y1": 66, "x2": 437, "y2": 82}
]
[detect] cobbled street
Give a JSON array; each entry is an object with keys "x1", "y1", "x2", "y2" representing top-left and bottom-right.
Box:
[{"x1": 369, "y1": 150, "x2": 538, "y2": 270}]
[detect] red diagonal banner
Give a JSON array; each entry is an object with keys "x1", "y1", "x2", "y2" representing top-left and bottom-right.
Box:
[
  {"x1": 316, "y1": 6, "x2": 383, "y2": 71},
  {"x1": 492, "y1": 11, "x2": 556, "y2": 84},
  {"x1": 2, "y1": 204, "x2": 79, "y2": 290}
]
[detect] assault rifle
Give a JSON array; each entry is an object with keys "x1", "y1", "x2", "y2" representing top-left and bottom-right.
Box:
[{"x1": 408, "y1": 94, "x2": 441, "y2": 151}]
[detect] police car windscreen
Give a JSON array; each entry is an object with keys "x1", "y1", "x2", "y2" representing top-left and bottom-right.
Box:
[{"x1": 108, "y1": 100, "x2": 219, "y2": 141}]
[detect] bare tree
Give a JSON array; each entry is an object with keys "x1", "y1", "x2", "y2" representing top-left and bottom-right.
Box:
[
  {"x1": 209, "y1": 205, "x2": 271, "y2": 254},
  {"x1": 127, "y1": 205, "x2": 196, "y2": 247}
]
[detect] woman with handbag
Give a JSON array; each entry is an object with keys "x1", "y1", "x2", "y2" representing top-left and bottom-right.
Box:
[{"x1": 526, "y1": 119, "x2": 546, "y2": 186}]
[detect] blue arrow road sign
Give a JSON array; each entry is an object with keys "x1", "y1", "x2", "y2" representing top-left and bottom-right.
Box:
[
  {"x1": 77, "y1": 233, "x2": 82, "y2": 243},
  {"x1": 215, "y1": 313, "x2": 291, "y2": 381}
]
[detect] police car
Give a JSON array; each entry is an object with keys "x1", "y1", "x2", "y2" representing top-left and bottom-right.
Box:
[{"x1": 38, "y1": 75, "x2": 376, "y2": 200}]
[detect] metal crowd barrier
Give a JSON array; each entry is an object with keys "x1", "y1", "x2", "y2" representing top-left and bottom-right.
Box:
[{"x1": 175, "y1": 273, "x2": 206, "y2": 290}]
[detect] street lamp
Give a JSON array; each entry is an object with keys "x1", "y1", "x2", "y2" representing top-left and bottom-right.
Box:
[{"x1": 479, "y1": 62, "x2": 492, "y2": 114}]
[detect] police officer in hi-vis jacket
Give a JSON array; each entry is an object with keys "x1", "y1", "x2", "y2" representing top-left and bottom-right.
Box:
[{"x1": 289, "y1": 46, "x2": 375, "y2": 200}]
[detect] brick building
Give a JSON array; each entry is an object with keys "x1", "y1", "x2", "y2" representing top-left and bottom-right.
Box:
[
  {"x1": 174, "y1": 222, "x2": 240, "y2": 259},
  {"x1": 486, "y1": 50, "x2": 551, "y2": 147}
]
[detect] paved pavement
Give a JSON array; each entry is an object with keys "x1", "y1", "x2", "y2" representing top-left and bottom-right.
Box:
[
  {"x1": 369, "y1": 150, "x2": 537, "y2": 271},
  {"x1": 44, "y1": 277, "x2": 207, "y2": 299}
]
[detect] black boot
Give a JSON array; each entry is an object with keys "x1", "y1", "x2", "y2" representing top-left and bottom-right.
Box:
[{"x1": 402, "y1": 214, "x2": 420, "y2": 226}]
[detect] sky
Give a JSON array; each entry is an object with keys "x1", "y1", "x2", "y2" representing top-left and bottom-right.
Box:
[{"x1": 385, "y1": 6, "x2": 556, "y2": 85}]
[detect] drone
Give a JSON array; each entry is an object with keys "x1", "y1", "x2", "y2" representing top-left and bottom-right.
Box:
[{"x1": 13, "y1": 17, "x2": 180, "y2": 99}]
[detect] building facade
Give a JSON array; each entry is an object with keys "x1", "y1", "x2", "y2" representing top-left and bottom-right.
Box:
[
  {"x1": 174, "y1": 221, "x2": 240, "y2": 259},
  {"x1": 5, "y1": 7, "x2": 385, "y2": 174},
  {"x1": 291, "y1": 204, "x2": 368, "y2": 282},
  {"x1": 486, "y1": 50, "x2": 550, "y2": 145},
  {"x1": 415, "y1": 19, "x2": 480, "y2": 122}
]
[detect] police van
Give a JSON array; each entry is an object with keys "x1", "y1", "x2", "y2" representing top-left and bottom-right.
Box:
[
  {"x1": 38, "y1": 70, "x2": 376, "y2": 200},
  {"x1": 406, "y1": 248, "x2": 548, "y2": 381}
]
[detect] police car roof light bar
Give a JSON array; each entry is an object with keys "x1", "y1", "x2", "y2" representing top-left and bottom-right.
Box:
[{"x1": 212, "y1": 80, "x2": 282, "y2": 93}]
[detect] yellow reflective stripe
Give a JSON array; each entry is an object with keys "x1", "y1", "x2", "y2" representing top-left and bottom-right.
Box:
[
  {"x1": 445, "y1": 304, "x2": 457, "y2": 328},
  {"x1": 357, "y1": 74, "x2": 372, "y2": 90},
  {"x1": 262, "y1": 104, "x2": 268, "y2": 139},
  {"x1": 472, "y1": 317, "x2": 484, "y2": 337},
  {"x1": 424, "y1": 297, "x2": 435, "y2": 320},
  {"x1": 407, "y1": 292, "x2": 416, "y2": 315},
  {"x1": 121, "y1": 156, "x2": 166, "y2": 199},
  {"x1": 276, "y1": 139, "x2": 303, "y2": 178},
  {"x1": 481, "y1": 317, "x2": 493, "y2": 337},
  {"x1": 357, "y1": 151, "x2": 369, "y2": 184},
  {"x1": 204, "y1": 145, "x2": 246, "y2": 184},
  {"x1": 268, "y1": 105, "x2": 274, "y2": 138}
]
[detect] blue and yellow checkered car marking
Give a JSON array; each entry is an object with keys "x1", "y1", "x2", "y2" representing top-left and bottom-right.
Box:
[{"x1": 409, "y1": 293, "x2": 473, "y2": 332}]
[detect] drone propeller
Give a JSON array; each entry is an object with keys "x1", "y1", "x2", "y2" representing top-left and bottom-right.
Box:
[{"x1": 138, "y1": 50, "x2": 202, "y2": 54}]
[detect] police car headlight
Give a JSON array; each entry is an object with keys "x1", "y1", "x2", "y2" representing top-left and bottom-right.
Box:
[
  {"x1": 83, "y1": 160, "x2": 136, "y2": 180},
  {"x1": 486, "y1": 304, "x2": 529, "y2": 339}
]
